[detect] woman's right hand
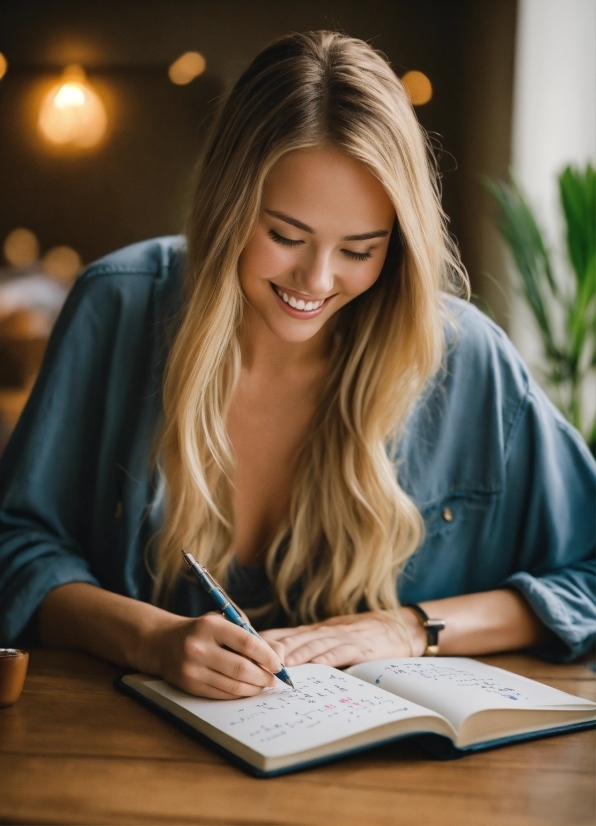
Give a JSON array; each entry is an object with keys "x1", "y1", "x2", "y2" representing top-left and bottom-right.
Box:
[{"x1": 145, "y1": 612, "x2": 286, "y2": 699}]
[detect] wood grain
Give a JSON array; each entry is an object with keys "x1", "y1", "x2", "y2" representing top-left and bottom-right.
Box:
[{"x1": 0, "y1": 649, "x2": 593, "y2": 826}]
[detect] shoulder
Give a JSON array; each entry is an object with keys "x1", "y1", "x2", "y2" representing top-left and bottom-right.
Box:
[
  {"x1": 76, "y1": 235, "x2": 186, "y2": 293},
  {"x1": 399, "y1": 298, "x2": 537, "y2": 502},
  {"x1": 441, "y1": 297, "x2": 585, "y2": 448},
  {"x1": 38, "y1": 236, "x2": 186, "y2": 381},
  {"x1": 443, "y1": 296, "x2": 530, "y2": 404},
  {"x1": 57, "y1": 235, "x2": 186, "y2": 332},
  {"x1": 419, "y1": 297, "x2": 533, "y2": 442}
]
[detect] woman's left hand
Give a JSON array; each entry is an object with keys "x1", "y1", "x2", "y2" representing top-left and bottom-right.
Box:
[{"x1": 261, "y1": 610, "x2": 425, "y2": 668}]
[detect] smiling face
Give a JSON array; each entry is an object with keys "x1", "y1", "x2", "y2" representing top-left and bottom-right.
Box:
[{"x1": 238, "y1": 145, "x2": 396, "y2": 347}]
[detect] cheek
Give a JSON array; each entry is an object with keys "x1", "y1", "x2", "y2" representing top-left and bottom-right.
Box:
[
  {"x1": 239, "y1": 235, "x2": 288, "y2": 289},
  {"x1": 341, "y1": 261, "x2": 384, "y2": 299}
]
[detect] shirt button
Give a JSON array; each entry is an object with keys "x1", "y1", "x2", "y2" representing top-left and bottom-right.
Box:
[
  {"x1": 442, "y1": 507, "x2": 453, "y2": 522},
  {"x1": 114, "y1": 501, "x2": 123, "y2": 519}
]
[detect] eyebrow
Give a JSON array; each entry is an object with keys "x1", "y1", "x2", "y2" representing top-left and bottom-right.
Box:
[{"x1": 264, "y1": 210, "x2": 389, "y2": 241}]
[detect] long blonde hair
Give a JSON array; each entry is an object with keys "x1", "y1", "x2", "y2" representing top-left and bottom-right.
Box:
[{"x1": 153, "y1": 31, "x2": 468, "y2": 622}]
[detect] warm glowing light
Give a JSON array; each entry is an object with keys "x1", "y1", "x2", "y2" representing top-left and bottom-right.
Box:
[
  {"x1": 0, "y1": 53, "x2": 7, "y2": 81},
  {"x1": 38, "y1": 65, "x2": 107, "y2": 148},
  {"x1": 3, "y1": 228, "x2": 40, "y2": 267},
  {"x1": 168, "y1": 51, "x2": 206, "y2": 85},
  {"x1": 42, "y1": 246, "x2": 82, "y2": 281},
  {"x1": 401, "y1": 71, "x2": 433, "y2": 106}
]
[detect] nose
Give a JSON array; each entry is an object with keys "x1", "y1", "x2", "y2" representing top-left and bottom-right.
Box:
[{"x1": 296, "y1": 250, "x2": 334, "y2": 297}]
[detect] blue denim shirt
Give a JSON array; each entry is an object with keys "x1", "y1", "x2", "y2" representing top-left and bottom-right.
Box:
[{"x1": 0, "y1": 237, "x2": 594, "y2": 660}]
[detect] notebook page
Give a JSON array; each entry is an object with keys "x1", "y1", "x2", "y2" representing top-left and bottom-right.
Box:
[
  {"x1": 143, "y1": 663, "x2": 445, "y2": 759},
  {"x1": 347, "y1": 658, "x2": 595, "y2": 732}
]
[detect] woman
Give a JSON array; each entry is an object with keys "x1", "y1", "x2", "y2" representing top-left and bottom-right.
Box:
[{"x1": 0, "y1": 32, "x2": 594, "y2": 700}]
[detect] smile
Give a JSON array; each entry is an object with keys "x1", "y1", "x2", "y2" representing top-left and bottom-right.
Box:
[{"x1": 272, "y1": 283, "x2": 326, "y2": 312}]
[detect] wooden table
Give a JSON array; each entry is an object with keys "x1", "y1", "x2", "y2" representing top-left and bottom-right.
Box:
[{"x1": 0, "y1": 650, "x2": 594, "y2": 826}]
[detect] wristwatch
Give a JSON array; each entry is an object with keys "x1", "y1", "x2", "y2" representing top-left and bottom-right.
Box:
[{"x1": 404, "y1": 603, "x2": 446, "y2": 656}]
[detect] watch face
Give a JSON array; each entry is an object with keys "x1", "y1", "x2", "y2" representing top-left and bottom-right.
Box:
[{"x1": 424, "y1": 619, "x2": 446, "y2": 632}]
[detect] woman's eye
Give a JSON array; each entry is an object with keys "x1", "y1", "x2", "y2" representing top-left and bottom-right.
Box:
[
  {"x1": 342, "y1": 249, "x2": 373, "y2": 261},
  {"x1": 268, "y1": 229, "x2": 303, "y2": 247}
]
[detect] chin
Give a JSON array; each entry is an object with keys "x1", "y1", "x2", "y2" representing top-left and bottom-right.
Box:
[{"x1": 266, "y1": 317, "x2": 325, "y2": 344}]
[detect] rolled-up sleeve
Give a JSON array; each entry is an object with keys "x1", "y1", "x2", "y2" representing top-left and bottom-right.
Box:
[{"x1": 500, "y1": 385, "x2": 596, "y2": 662}]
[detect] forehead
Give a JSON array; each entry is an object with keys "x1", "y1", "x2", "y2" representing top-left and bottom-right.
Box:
[{"x1": 262, "y1": 146, "x2": 395, "y2": 233}]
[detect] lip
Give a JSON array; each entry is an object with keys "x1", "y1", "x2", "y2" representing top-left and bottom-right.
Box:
[{"x1": 270, "y1": 282, "x2": 332, "y2": 319}]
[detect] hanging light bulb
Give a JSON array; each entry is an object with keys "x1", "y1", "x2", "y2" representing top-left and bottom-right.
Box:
[
  {"x1": 168, "y1": 52, "x2": 206, "y2": 85},
  {"x1": 401, "y1": 71, "x2": 433, "y2": 106},
  {"x1": 38, "y1": 64, "x2": 107, "y2": 149}
]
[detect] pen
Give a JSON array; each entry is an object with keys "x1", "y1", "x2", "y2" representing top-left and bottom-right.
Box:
[{"x1": 181, "y1": 550, "x2": 295, "y2": 689}]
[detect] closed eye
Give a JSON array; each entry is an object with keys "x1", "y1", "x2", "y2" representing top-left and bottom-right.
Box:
[
  {"x1": 342, "y1": 249, "x2": 373, "y2": 261},
  {"x1": 269, "y1": 228, "x2": 372, "y2": 261},
  {"x1": 268, "y1": 229, "x2": 304, "y2": 247}
]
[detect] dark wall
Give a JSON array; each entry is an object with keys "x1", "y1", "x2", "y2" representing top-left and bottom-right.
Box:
[{"x1": 0, "y1": 0, "x2": 517, "y2": 323}]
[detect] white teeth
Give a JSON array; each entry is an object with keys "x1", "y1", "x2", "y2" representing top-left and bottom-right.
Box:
[{"x1": 275, "y1": 285, "x2": 324, "y2": 312}]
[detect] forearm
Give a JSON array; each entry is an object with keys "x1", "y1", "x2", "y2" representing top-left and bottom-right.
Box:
[
  {"x1": 38, "y1": 582, "x2": 183, "y2": 672},
  {"x1": 409, "y1": 588, "x2": 550, "y2": 656}
]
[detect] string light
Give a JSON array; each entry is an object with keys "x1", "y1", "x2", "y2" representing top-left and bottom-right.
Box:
[
  {"x1": 168, "y1": 52, "x2": 206, "y2": 85},
  {"x1": 401, "y1": 71, "x2": 433, "y2": 106},
  {"x1": 38, "y1": 64, "x2": 107, "y2": 149},
  {"x1": 3, "y1": 229, "x2": 40, "y2": 267},
  {"x1": 0, "y1": 53, "x2": 7, "y2": 81},
  {"x1": 42, "y1": 246, "x2": 82, "y2": 282}
]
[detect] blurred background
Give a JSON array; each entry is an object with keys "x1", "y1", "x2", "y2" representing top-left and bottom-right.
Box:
[{"x1": 0, "y1": 0, "x2": 594, "y2": 453}]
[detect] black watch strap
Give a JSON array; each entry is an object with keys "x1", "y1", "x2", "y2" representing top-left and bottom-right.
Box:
[{"x1": 404, "y1": 603, "x2": 446, "y2": 657}]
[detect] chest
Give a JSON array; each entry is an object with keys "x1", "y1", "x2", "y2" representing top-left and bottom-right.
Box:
[{"x1": 226, "y1": 371, "x2": 319, "y2": 564}]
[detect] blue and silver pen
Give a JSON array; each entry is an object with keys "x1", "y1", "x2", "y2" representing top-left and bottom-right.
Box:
[{"x1": 181, "y1": 550, "x2": 295, "y2": 689}]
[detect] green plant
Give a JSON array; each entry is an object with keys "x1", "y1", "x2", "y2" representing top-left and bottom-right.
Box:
[{"x1": 487, "y1": 164, "x2": 596, "y2": 454}]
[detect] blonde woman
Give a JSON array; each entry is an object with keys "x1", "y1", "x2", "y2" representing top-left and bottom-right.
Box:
[{"x1": 0, "y1": 32, "x2": 594, "y2": 699}]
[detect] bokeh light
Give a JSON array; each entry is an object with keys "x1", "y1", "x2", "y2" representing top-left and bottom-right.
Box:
[
  {"x1": 0, "y1": 53, "x2": 7, "y2": 81},
  {"x1": 168, "y1": 51, "x2": 206, "y2": 85},
  {"x1": 42, "y1": 246, "x2": 82, "y2": 282},
  {"x1": 38, "y1": 64, "x2": 107, "y2": 149},
  {"x1": 3, "y1": 229, "x2": 40, "y2": 267},
  {"x1": 401, "y1": 71, "x2": 433, "y2": 106}
]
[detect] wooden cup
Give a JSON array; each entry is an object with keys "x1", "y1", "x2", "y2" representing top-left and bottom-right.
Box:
[{"x1": 0, "y1": 648, "x2": 29, "y2": 708}]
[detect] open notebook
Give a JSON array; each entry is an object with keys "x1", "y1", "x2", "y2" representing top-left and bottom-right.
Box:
[{"x1": 116, "y1": 657, "x2": 596, "y2": 777}]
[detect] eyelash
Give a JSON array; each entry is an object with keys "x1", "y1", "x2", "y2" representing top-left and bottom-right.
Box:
[
  {"x1": 268, "y1": 229, "x2": 373, "y2": 261},
  {"x1": 268, "y1": 229, "x2": 302, "y2": 247}
]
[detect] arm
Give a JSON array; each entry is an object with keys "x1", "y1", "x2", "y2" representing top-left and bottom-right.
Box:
[
  {"x1": 38, "y1": 582, "x2": 285, "y2": 698},
  {"x1": 0, "y1": 249, "x2": 281, "y2": 698},
  {"x1": 261, "y1": 588, "x2": 549, "y2": 666},
  {"x1": 264, "y1": 384, "x2": 595, "y2": 666}
]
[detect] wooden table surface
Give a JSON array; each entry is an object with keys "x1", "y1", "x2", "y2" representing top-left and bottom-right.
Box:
[{"x1": 0, "y1": 649, "x2": 594, "y2": 826}]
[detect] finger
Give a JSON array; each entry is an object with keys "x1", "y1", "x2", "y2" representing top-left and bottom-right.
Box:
[
  {"x1": 310, "y1": 644, "x2": 363, "y2": 668},
  {"x1": 212, "y1": 619, "x2": 283, "y2": 675},
  {"x1": 209, "y1": 646, "x2": 277, "y2": 689},
  {"x1": 173, "y1": 661, "x2": 268, "y2": 699},
  {"x1": 274, "y1": 629, "x2": 336, "y2": 660},
  {"x1": 204, "y1": 669, "x2": 272, "y2": 698},
  {"x1": 285, "y1": 635, "x2": 344, "y2": 666},
  {"x1": 260, "y1": 624, "x2": 313, "y2": 642},
  {"x1": 268, "y1": 640, "x2": 285, "y2": 662}
]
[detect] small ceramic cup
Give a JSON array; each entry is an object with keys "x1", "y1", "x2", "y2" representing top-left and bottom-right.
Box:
[{"x1": 0, "y1": 648, "x2": 29, "y2": 708}]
